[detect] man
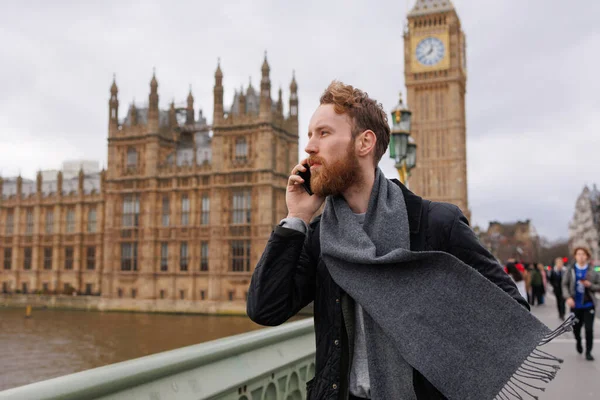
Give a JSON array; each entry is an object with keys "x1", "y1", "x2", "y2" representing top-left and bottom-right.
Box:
[
  {"x1": 248, "y1": 81, "x2": 566, "y2": 400},
  {"x1": 563, "y1": 247, "x2": 600, "y2": 361},
  {"x1": 550, "y1": 257, "x2": 566, "y2": 320}
]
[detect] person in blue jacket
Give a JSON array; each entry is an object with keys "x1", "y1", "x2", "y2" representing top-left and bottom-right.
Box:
[{"x1": 564, "y1": 246, "x2": 600, "y2": 361}]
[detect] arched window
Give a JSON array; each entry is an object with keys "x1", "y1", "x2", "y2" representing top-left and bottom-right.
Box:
[{"x1": 126, "y1": 148, "x2": 137, "y2": 168}]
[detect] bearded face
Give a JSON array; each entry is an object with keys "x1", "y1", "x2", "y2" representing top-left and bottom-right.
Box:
[{"x1": 309, "y1": 138, "x2": 361, "y2": 197}]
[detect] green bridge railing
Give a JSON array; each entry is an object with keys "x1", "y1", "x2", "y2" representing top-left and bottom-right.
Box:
[{"x1": 0, "y1": 318, "x2": 315, "y2": 400}]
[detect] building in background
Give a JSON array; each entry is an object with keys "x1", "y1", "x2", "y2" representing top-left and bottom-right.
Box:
[
  {"x1": 569, "y1": 185, "x2": 600, "y2": 263},
  {"x1": 0, "y1": 55, "x2": 299, "y2": 311},
  {"x1": 0, "y1": 170, "x2": 103, "y2": 298},
  {"x1": 479, "y1": 220, "x2": 541, "y2": 263},
  {"x1": 404, "y1": 0, "x2": 470, "y2": 219}
]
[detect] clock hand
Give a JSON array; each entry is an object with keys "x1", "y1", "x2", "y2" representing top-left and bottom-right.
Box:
[{"x1": 426, "y1": 46, "x2": 434, "y2": 56}]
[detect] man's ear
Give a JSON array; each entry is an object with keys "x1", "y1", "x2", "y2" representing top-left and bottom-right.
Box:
[{"x1": 356, "y1": 130, "x2": 377, "y2": 157}]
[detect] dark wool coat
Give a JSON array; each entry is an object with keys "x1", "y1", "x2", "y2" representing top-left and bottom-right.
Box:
[{"x1": 247, "y1": 180, "x2": 529, "y2": 400}]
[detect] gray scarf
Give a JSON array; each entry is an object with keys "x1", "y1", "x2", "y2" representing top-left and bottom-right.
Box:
[{"x1": 320, "y1": 168, "x2": 573, "y2": 400}]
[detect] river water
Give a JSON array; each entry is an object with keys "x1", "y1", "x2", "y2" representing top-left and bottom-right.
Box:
[{"x1": 0, "y1": 308, "x2": 271, "y2": 391}]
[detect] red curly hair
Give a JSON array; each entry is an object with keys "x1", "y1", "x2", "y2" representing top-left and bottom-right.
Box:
[{"x1": 319, "y1": 81, "x2": 390, "y2": 166}]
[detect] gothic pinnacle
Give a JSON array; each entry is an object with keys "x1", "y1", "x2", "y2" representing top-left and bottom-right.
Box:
[{"x1": 110, "y1": 73, "x2": 118, "y2": 94}]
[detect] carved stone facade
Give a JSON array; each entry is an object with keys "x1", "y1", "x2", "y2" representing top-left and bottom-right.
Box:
[
  {"x1": 404, "y1": 0, "x2": 470, "y2": 219},
  {"x1": 0, "y1": 55, "x2": 299, "y2": 308},
  {"x1": 0, "y1": 169, "x2": 104, "y2": 297},
  {"x1": 568, "y1": 185, "x2": 600, "y2": 262}
]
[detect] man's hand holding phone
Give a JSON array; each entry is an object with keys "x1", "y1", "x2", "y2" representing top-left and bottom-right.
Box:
[{"x1": 287, "y1": 160, "x2": 325, "y2": 225}]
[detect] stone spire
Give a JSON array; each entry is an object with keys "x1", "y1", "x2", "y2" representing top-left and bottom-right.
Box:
[
  {"x1": 110, "y1": 74, "x2": 118, "y2": 96},
  {"x1": 261, "y1": 51, "x2": 270, "y2": 76},
  {"x1": 259, "y1": 51, "x2": 272, "y2": 117},
  {"x1": 289, "y1": 70, "x2": 298, "y2": 119},
  {"x1": 149, "y1": 68, "x2": 158, "y2": 106},
  {"x1": 239, "y1": 84, "x2": 246, "y2": 115},
  {"x1": 148, "y1": 68, "x2": 159, "y2": 132},
  {"x1": 150, "y1": 68, "x2": 158, "y2": 88},
  {"x1": 129, "y1": 101, "x2": 138, "y2": 126},
  {"x1": 16, "y1": 175, "x2": 22, "y2": 198},
  {"x1": 109, "y1": 74, "x2": 119, "y2": 134},
  {"x1": 78, "y1": 168, "x2": 85, "y2": 193},
  {"x1": 169, "y1": 99, "x2": 177, "y2": 129},
  {"x1": 277, "y1": 86, "x2": 283, "y2": 115},
  {"x1": 213, "y1": 58, "x2": 224, "y2": 124},
  {"x1": 36, "y1": 170, "x2": 42, "y2": 193},
  {"x1": 247, "y1": 76, "x2": 255, "y2": 95},
  {"x1": 186, "y1": 85, "x2": 195, "y2": 125}
]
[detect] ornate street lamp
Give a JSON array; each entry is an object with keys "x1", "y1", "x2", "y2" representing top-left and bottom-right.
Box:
[{"x1": 389, "y1": 92, "x2": 416, "y2": 186}]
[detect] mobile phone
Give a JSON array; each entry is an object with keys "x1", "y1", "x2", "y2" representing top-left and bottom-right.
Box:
[{"x1": 296, "y1": 164, "x2": 313, "y2": 196}]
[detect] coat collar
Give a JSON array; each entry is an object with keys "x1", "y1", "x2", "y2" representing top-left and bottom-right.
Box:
[{"x1": 391, "y1": 179, "x2": 423, "y2": 234}]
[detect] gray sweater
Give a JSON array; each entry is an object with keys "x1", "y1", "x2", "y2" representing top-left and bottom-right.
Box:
[{"x1": 279, "y1": 216, "x2": 370, "y2": 398}]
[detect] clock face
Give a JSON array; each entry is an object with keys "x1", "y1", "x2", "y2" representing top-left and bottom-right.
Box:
[{"x1": 416, "y1": 37, "x2": 445, "y2": 66}]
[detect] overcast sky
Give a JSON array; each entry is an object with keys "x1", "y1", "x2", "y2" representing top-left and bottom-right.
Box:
[{"x1": 1, "y1": 0, "x2": 598, "y2": 241}]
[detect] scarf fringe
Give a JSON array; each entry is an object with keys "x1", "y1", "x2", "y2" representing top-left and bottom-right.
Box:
[{"x1": 493, "y1": 313, "x2": 575, "y2": 400}]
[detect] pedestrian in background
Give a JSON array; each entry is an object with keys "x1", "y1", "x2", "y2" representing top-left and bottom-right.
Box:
[
  {"x1": 530, "y1": 263, "x2": 546, "y2": 306},
  {"x1": 525, "y1": 263, "x2": 533, "y2": 304},
  {"x1": 550, "y1": 257, "x2": 566, "y2": 320},
  {"x1": 537, "y1": 262, "x2": 548, "y2": 292},
  {"x1": 506, "y1": 262, "x2": 527, "y2": 301},
  {"x1": 564, "y1": 246, "x2": 600, "y2": 361}
]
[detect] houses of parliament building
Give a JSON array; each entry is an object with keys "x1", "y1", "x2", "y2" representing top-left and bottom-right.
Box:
[
  {"x1": 0, "y1": 55, "x2": 299, "y2": 309},
  {"x1": 0, "y1": 0, "x2": 470, "y2": 312}
]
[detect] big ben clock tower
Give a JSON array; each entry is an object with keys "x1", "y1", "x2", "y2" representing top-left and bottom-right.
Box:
[{"x1": 404, "y1": 0, "x2": 470, "y2": 220}]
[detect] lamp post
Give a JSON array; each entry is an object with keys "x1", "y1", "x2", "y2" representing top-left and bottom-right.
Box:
[{"x1": 389, "y1": 92, "x2": 416, "y2": 186}]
